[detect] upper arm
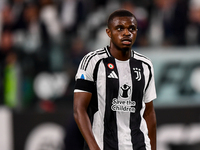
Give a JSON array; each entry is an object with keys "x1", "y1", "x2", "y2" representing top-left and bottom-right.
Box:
[
  {"x1": 74, "y1": 53, "x2": 96, "y2": 115},
  {"x1": 144, "y1": 101, "x2": 155, "y2": 119},
  {"x1": 143, "y1": 101, "x2": 156, "y2": 131},
  {"x1": 144, "y1": 100, "x2": 157, "y2": 150},
  {"x1": 74, "y1": 92, "x2": 92, "y2": 113}
]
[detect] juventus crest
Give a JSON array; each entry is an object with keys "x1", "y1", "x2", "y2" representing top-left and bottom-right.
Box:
[{"x1": 133, "y1": 68, "x2": 141, "y2": 81}]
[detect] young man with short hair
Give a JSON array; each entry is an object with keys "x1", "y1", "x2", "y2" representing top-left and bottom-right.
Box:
[{"x1": 74, "y1": 9, "x2": 157, "y2": 150}]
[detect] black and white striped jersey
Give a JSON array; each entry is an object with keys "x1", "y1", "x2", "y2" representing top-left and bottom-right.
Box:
[{"x1": 74, "y1": 46, "x2": 157, "y2": 150}]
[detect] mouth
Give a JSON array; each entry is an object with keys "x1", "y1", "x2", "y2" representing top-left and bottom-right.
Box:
[{"x1": 121, "y1": 38, "x2": 132, "y2": 45}]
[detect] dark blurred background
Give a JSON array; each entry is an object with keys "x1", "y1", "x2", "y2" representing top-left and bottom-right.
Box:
[{"x1": 0, "y1": 0, "x2": 200, "y2": 150}]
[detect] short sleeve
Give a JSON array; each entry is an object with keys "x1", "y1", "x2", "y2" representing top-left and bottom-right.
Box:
[
  {"x1": 75, "y1": 53, "x2": 95, "y2": 82},
  {"x1": 143, "y1": 62, "x2": 157, "y2": 103},
  {"x1": 74, "y1": 52, "x2": 96, "y2": 93}
]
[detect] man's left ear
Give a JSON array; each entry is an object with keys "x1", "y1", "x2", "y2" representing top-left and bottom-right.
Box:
[{"x1": 106, "y1": 28, "x2": 111, "y2": 38}]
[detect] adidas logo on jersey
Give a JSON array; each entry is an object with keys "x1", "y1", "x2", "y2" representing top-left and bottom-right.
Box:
[{"x1": 108, "y1": 71, "x2": 118, "y2": 79}]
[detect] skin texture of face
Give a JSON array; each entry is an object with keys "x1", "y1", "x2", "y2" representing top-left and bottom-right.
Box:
[{"x1": 106, "y1": 16, "x2": 138, "y2": 60}]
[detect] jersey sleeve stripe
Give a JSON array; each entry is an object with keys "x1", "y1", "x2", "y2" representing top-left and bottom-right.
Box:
[
  {"x1": 80, "y1": 54, "x2": 89, "y2": 70},
  {"x1": 82, "y1": 49, "x2": 108, "y2": 71},
  {"x1": 83, "y1": 52, "x2": 97, "y2": 70},
  {"x1": 105, "y1": 46, "x2": 112, "y2": 57},
  {"x1": 80, "y1": 51, "x2": 97, "y2": 70},
  {"x1": 79, "y1": 47, "x2": 110, "y2": 72},
  {"x1": 144, "y1": 63, "x2": 152, "y2": 92},
  {"x1": 80, "y1": 49, "x2": 101, "y2": 70},
  {"x1": 134, "y1": 51, "x2": 151, "y2": 62}
]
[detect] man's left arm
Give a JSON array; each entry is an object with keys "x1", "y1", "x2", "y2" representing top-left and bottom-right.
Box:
[{"x1": 144, "y1": 101, "x2": 157, "y2": 150}]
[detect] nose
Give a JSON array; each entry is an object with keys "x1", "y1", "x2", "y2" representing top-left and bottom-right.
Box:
[{"x1": 123, "y1": 28, "x2": 131, "y2": 36}]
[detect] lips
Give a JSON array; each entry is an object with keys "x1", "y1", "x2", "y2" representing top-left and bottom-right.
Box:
[{"x1": 121, "y1": 38, "x2": 132, "y2": 45}]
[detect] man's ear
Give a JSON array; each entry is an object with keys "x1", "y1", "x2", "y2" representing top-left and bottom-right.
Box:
[{"x1": 106, "y1": 28, "x2": 111, "y2": 38}]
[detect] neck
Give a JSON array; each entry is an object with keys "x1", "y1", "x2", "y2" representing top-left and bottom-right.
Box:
[{"x1": 109, "y1": 45, "x2": 131, "y2": 61}]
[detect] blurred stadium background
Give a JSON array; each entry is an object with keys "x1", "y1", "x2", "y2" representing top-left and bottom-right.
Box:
[{"x1": 0, "y1": 0, "x2": 200, "y2": 150}]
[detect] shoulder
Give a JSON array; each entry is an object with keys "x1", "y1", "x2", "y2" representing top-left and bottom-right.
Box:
[
  {"x1": 86, "y1": 47, "x2": 110, "y2": 58},
  {"x1": 79, "y1": 47, "x2": 110, "y2": 71},
  {"x1": 85, "y1": 47, "x2": 111, "y2": 62},
  {"x1": 133, "y1": 50, "x2": 153, "y2": 66}
]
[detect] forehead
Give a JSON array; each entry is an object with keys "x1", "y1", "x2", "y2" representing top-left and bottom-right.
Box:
[{"x1": 111, "y1": 16, "x2": 137, "y2": 27}]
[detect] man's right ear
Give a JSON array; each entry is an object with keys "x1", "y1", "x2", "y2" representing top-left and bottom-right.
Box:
[{"x1": 106, "y1": 28, "x2": 111, "y2": 38}]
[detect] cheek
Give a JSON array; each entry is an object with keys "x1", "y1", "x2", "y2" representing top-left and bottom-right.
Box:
[
  {"x1": 132, "y1": 33, "x2": 137, "y2": 39},
  {"x1": 129, "y1": 33, "x2": 137, "y2": 44},
  {"x1": 111, "y1": 33, "x2": 120, "y2": 41}
]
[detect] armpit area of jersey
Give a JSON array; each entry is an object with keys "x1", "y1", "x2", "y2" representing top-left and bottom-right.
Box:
[{"x1": 75, "y1": 79, "x2": 95, "y2": 93}]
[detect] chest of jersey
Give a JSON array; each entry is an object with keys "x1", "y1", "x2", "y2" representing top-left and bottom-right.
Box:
[{"x1": 95, "y1": 57, "x2": 145, "y2": 113}]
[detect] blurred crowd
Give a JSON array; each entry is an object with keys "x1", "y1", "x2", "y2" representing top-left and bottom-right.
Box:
[{"x1": 0, "y1": 0, "x2": 200, "y2": 112}]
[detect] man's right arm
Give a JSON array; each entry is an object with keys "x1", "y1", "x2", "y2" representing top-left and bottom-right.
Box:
[{"x1": 74, "y1": 92, "x2": 101, "y2": 150}]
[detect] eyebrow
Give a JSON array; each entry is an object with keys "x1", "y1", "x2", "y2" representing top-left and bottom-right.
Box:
[
  {"x1": 115, "y1": 25, "x2": 124, "y2": 28},
  {"x1": 114, "y1": 24, "x2": 137, "y2": 29},
  {"x1": 129, "y1": 25, "x2": 137, "y2": 29},
  {"x1": 129, "y1": 24, "x2": 137, "y2": 28}
]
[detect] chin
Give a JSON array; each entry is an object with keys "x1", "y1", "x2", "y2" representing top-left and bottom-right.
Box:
[
  {"x1": 121, "y1": 47, "x2": 130, "y2": 52},
  {"x1": 121, "y1": 45, "x2": 132, "y2": 51}
]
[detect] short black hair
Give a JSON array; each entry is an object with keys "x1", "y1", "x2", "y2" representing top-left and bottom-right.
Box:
[{"x1": 107, "y1": 9, "x2": 137, "y2": 28}]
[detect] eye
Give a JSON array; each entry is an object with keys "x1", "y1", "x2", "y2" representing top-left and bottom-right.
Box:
[
  {"x1": 129, "y1": 27, "x2": 137, "y2": 32},
  {"x1": 129, "y1": 28, "x2": 133, "y2": 31},
  {"x1": 117, "y1": 27, "x2": 122, "y2": 31}
]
